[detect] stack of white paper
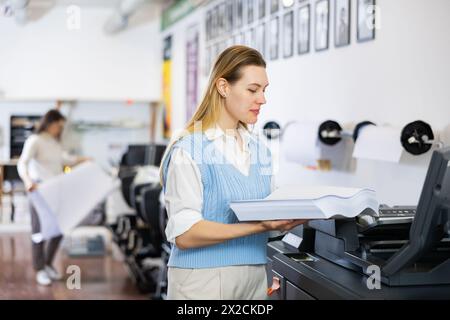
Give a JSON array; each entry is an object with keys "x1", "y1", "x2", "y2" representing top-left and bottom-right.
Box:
[
  {"x1": 29, "y1": 162, "x2": 115, "y2": 241},
  {"x1": 230, "y1": 186, "x2": 379, "y2": 221}
]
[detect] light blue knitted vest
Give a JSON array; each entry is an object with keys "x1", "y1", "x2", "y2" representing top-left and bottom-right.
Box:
[{"x1": 162, "y1": 132, "x2": 272, "y2": 268}]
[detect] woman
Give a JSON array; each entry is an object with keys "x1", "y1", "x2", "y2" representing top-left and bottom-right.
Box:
[
  {"x1": 160, "y1": 46, "x2": 306, "y2": 300},
  {"x1": 18, "y1": 109, "x2": 88, "y2": 286}
]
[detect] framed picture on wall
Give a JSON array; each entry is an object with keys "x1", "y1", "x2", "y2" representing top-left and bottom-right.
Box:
[
  {"x1": 298, "y1": 4, "x2": 310, "y2": 54},
  {"x1": 283, "y1": 11, "x2": 294, "y2": 58},
  {"x1": 236, "y1": 0, "x2": 244, "y2": 29},
  {"x1": 270, "y1": 0, "x2": 279, "y2": 14},
  {"x1": 215, "y1": 5, "x2": 221, "y2": 37},
  {"x1": 219, "y1": 2, "x2": 226, "y2": 36},
  {"x1": 315, "y1": 0, "x2": 329, "y2": 51},
  {"x1": 234, "y1": 32, "x2": 245, "y2": 45},
  {"x1": 214, "y1": 42, "x2": 221, "y2": 61},
  {"x1": 221, "y1": 39, "x2": 228, "y2": 53},
  {"x1": 205, "y1": 10, "x2": 212, "y2": 42},
  {"x1": 227, "y1": 35, "x2": 234, "y2": 47},
  {"x1": 256, "y1": 23, "x2": 266, "y2": 56},
  {"x1": 357, "y1": 0, "x2": 376, "y2": 42},
  {"x1": 226, "y1": 0, "x2": 233, "y2": 33},
  {"x1": 335, "y1": 0, "x2": 350, "y2": 47},
  {"x1": 245, "y1": 28, "x2": 255, "y2": 47},
  {"x1": 258, "y1": 0, "x2": 266, "y2": 20},
  {"x1": 269, "y1": 17, "x2": 279, "y2": 60},
  {"x1": 247, "y1": 0, "x2": 255, "y2": 24},
  {"x1": 204, "y1": 45, "x2": 211, "y2": 76},
  {"x1": 211, "y1": 6, "x2": 218, "y2": 39}
]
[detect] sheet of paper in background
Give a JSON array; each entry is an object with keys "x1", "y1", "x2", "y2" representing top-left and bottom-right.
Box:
[
  {"x1": 352, "y1": 125, "x2": 403, "y2": 162},
  {"x1": 230, "y1": 185, "x2": 379, "y2": 221},
  {"x1": 283, "y1": 122, "x2": 321, "y2": 166},
  {"x1": 28, "y1": 191, "x2": 62, "y2": 241},
  {"x1": 29, "y1": 162, "x2": 115, "y2": 240}
]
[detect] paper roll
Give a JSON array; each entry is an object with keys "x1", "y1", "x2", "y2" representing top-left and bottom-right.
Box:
[
  {"x1": 283, "y1": 122, "x2": 321, "y2": 166},
  {"x1": 352, "y1": 125, "x2": 403, "y2": 162}
]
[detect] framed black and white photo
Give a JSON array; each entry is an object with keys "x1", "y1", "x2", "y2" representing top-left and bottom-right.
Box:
[
  {"x1": 298, "y1": 4, "x2": 310, "y2": 54},
  {"x1": 357, "y1": 0, "x2": 376, "y2": 42},
  {"x1": 219, "y1": 3, "x2": 226, "y2": 36},
  {"x1": 256, "y1": 23, "x2": 266, "y2": 56},
  {"x1": 213, "y1": 42, "x2": 221, "y2": 62},
  {"x1": 258, "y1": 0, "x2": 266, "y2": 20},
  {"x1": 227, "y1": 35, "x2": 234, "y2": 47},
  {"x1": 315, "y1": 0, "x2": 329, "y2": 51},
  {"x1": 211, "y1": 6, "x2": 219, "y2": 40},
  {"x1": 225, "y1": 0, "x2": 233, "y2": 33},
  {"x1": 206, "y1": 10, "x2": 212, "y2": 42},
  {"x1": 335, "y1": 0, "x2": 350, "y2": 47},
  {"x1": 236, "y1": 0, "x2": 244, "y2": 29},
  {"x1": 245, "y1": 28, "x2": 255, "y2": 47},
  {"x1": 270, "y1": 0, "x2": 279, "y2": 14},
  {"x1": 247, "y1": 0, "x2": 255, "y2": 24},
  {"x1": 205, "y1": 45, "x2": 211, "y2": 76},
  {"x1": 220, "y1": 39, "x2": 228, "y2": 53},
  {"x1": 269, "y1": 17, "x2": 279, "y2": 60},
  {"x1": 234, "y1": 32, "x2": 245, "y2": 45},
  {"x1": 283, "y1": 11, "x2": 294, "y2": 58}
]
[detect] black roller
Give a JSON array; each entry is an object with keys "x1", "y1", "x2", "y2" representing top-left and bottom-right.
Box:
[
  {"x1": 401, "y1": 120, "x2": 434, "y2": 155},
  {"x1": 353, "y1": 121, "x2": 375, "y2": 141},
  {"x1": 263, "y1": 121, "x2": 281, "y2": 139},
  {"x1": 318, "y1": 120, "x2": 342, "y2": 145}
]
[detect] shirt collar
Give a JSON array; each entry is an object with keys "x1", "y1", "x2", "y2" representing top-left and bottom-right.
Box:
[{"x1": 205, "y1": 124, "x2": 252, "y2": 152}]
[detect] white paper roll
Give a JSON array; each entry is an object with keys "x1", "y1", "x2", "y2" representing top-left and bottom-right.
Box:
[
  {"x1": 352, "y1": 125, "x2": 403, "y2": 162},
  {"x1": 282, "y1": 122, "x2": 321, "y2": 166}
]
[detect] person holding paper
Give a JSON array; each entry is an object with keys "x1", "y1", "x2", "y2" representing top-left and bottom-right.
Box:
[
  {"x1": 17, "y1": 109, "x2": 89, "y2": 286},
  {"x1": 159, "y1": 45, "x2": 306, "y2": 300}
]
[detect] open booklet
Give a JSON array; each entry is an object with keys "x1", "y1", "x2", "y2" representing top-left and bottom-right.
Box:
[{"x1": 229, "y1": 186, "x2": 379, "y2": 221}]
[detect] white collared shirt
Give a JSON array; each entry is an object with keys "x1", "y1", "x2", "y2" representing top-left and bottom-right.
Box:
[{"x1": 164, "y1": 125, "x2": 275, "y2": 243}]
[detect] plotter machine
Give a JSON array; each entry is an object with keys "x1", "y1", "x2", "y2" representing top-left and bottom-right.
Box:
[{"x1": 267, "y1": 147, "x2": 450, "y2": 299}]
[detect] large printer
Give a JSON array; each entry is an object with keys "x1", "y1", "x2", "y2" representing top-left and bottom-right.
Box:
[{"x1": 267, "y1": 147, "x2": 450, "y2": 299}]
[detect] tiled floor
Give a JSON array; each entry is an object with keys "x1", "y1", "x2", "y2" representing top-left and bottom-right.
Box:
[{"x1": 0, "y1": 232, "x2": 148, "y2": 300}]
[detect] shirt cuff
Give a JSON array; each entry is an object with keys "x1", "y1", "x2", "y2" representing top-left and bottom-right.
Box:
[
  {"x1": 23, "y1": 178, "x2": 34, "y2": 190},
  {"x1": 165, "y1": 209, "x2": 203, "y2": 244}
]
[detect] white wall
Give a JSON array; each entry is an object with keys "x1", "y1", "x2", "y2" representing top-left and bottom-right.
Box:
[
  {"x1": 0, "y1": 6, "x2": 162, "y2": 101},
  {"x1": 161, "y1": 8, "x2": 208, "y2": 133},
  {"x1": 162, "y1": 0, "x2": 450, "y2": 205}
]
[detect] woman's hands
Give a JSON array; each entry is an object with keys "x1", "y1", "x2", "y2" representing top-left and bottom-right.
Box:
[
  {"x1": 260, "y1": 219, "x2": 308, "y2": 232},
  {"x1": 174, "y1": 219, "x2": 308, "y2": 250},
  {"x1": 27, "y1": 183, "x2": 38, "y2": 192},
  {"x1": 76, "y1": 156, "x2": 93, "y2": 165}
]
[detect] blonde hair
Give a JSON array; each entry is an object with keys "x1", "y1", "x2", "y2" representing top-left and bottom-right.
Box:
[{"x1": 159, "y1": 45, "x2": 266, "y2": 185}]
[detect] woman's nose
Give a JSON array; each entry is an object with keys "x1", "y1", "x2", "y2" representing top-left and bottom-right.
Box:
[{"x1": 257, "y1": 93, "x2": 266, "y2": 105}]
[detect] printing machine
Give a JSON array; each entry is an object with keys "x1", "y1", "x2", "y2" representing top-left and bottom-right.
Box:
[
  {"x1": 108, "y1": 144, "x2": 169, "y2": 298},
  {"x1": 267, "y1": 147, "x2": 450, "y2": 299}
]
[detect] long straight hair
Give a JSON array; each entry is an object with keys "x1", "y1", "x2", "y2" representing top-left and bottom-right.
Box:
[
  {"x1": 36, "y1": 109, "x2": 66, "y2": 140},
  {"x1": 159, "y1": 45, "x2": 266, "y2": 185}
]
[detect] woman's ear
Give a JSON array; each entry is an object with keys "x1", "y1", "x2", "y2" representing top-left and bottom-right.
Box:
[{"x1": 216, "y1": 78, "x2": 228, "y2": 98}]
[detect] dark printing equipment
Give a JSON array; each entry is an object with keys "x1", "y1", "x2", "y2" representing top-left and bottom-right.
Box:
[
  {"x1": 267, "y1": 147, "x2": 450, "y2": 299},
  {"x1": 108, "y1": 144, "x2": 169, "y2": 299}
]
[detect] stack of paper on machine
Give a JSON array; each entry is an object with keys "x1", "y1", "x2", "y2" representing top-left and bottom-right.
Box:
[
  {"x1": 230, "y1": 186, "x2": 379, "y2": 221},
  {"x1": 29, "y1": 162, "x2": 115, "y2": 241}
]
